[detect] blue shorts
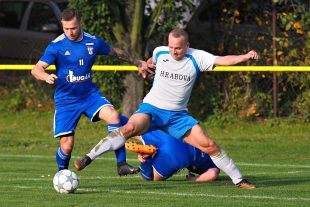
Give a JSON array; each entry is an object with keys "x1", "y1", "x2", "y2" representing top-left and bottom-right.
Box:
[
  {"x1": 136, "y1": 103, "x2": 198, "y2": 139},
  {"x1": 188, "y1": 150, "x2": 218, "y2": 174},
  {"x1": 53, "y1": 91, "x2": 112, "y2": 137}
]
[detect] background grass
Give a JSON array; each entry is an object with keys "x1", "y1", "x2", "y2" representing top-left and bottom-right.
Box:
[{"x1": 0, "y1": 110, "x2": 309, "y2": 207}]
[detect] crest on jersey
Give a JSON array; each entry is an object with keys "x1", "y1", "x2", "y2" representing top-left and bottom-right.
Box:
[{"x1": 86, "y1": 43, "x2": 94, "y2": 55}]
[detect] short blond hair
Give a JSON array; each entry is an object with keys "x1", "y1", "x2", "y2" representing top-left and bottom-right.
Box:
[{"x1": 169, "y1": 28, "x2": 189, "y2": 43}]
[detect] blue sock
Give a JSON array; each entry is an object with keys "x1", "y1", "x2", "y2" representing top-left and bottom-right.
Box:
[
  {"x1": 108, "y1": 122, "x2": 126, "y2": 164},
  {"x1": 55, "y1": 147, "x2": 71, "y2": 171}
]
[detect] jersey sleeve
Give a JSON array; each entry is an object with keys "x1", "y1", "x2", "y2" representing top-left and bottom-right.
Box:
[
  {"x1": 152, "y1": 46, "x2": 169, "y2": 64},
  {"x1": 97, "y1": 37, "x2": 112, "y2": 55},
  {"x1": 40, "y1": 43, "x2": 57, "y2": 64},
  {"x1": 192, "y1": 49, "x2": 217, "y2": 72}
]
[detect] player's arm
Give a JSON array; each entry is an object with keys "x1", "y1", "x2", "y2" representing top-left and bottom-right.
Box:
[
  {"x1": 214, "y1": 50, "x2": 258, "y2": 66},
  {"x1": 31, "y1": 61, "x2": 57, "y2": 84},
  {"x1": 109, "y1": 47, "x2": 146, "y2": 67},
  {"x1": 109, "y1": 47, "x2": 153, "y2": 79},
  {"x1": 186, "y1": 168, "x2": 220, "y2": 182}
]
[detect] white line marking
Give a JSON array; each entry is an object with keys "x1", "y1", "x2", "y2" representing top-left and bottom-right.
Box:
[
  {"x1": 1, "y1": 170, "x2": 309, "y2": 181},
  {"x1": 2, "y1": 185, "x2": 309, "y2": 202},
  {"x1": 1, "y1": 154, "x2": 310, "y2": 168},
  {"x1": 99, "y1": 189, "x2": 310, "y2": 202}
]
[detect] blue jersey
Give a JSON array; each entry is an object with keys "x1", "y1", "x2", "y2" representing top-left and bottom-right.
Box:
[
  {"x1": 140, "y1": 130, "x2": 217, "y2": 180},
  {"x1": 40, "y1": 32, "x2": 111, "y2": 104}
]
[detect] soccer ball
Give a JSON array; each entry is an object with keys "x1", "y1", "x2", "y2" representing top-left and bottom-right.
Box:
[{"x1": 53, "y1": 169, "x2": 79, "y2": 194}]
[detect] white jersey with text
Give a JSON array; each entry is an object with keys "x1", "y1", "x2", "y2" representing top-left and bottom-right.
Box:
[{"x1": 143, "y1": 46, "x2": 217, "y2": 111}]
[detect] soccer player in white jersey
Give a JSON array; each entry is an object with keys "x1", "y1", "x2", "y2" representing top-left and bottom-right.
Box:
[
  {"x1": 75, "y1": 28, "x2": 259, "y2": 189},
  {"x1": 31, "y1": 8, "x2": 141, "y2": 176}
]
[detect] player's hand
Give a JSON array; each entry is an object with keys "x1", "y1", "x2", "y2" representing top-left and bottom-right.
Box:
[
  {"x1": 45, "y1": 74, "x2": 57, "y2": 84},
  {"x1": 246, "y1": 50, "x2": 259, "y2": 60},
  {"x1": 137, "y1": 153, "x2": 150, "y2": 163},
  {"x1": 138, "y1": 58, "x2": 155, "y2": 79},
  {"x1": 186, "y1": 172, "x2": 197, "y2": 181}
]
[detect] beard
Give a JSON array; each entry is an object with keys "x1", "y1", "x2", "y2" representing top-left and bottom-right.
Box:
[{"x1": 67, "y1": 29, "x2": 82, "y2": 41}]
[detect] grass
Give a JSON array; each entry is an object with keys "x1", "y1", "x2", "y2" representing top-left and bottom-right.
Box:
[{"x1": 0, "y1": 110, "x2": 309, "y2": 207}]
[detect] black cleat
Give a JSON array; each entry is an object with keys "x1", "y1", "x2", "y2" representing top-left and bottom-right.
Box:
[
  {"x1": 236, "y1": 179, "x2": 256, "y2": 189},
  {"x1": 117, "y1": 161, "x2": 140, "y2": 176},
  {"x1": 74, "y1": 155, "x2": 92, "y2": 171}
]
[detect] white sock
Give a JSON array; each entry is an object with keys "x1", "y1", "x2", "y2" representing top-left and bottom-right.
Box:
[
  {"x1": 87, "y1": 130, "x2": 126, "y2": 160},
  {"x1": 210, "y1": 149, "x2": 243, "y2": 184}
]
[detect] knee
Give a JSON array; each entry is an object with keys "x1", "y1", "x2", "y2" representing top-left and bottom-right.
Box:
[
  {"x1": 203, "y1": 139, "x2": 220, "y2": 155},
  {"x1": 60, "y1": 137, "x2": 74, "y2": 154},
  {"x1": 108, "y1": 108, "x2": 120, "y2": 123},
  {"x1": 99, "y1": 106, "x2": 120, "y2": 123},
  {"x1": 121, "y1": 122, "x2": 135, "y2": 136}
]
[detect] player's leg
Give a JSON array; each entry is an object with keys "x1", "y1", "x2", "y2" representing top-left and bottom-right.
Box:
[
  {"x1": 74, "y1": 103, "x2": 155, "y2": 171},
  {"x1": 184, "y1": 124, "x2": 255, "y2": 189},
  {"x1": 56, "y1": 134, "x2": 74, "y2": 171},
  {"x1": 82, "y1": 113, "x2": 150, "y2": 161},
  {"x1": 92, "y1": 102, "x2": 166, "y2": 156},
  {"x1": 74, "y1": 93, "x2": 139, "y2": 174},
  {"x1": 96, "y1": 106, "x2": 139, "y2": 175},
  {"x1": 54, "y1": 105, "x2": 80, "y2": 171}
]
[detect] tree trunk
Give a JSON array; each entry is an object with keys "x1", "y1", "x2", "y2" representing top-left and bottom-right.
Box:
[{"x1": 122, "y1": 72, "x2": 144, "y2": 116}]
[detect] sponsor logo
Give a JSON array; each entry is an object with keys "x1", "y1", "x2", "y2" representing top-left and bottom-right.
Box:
[
  {"x1": 66, "y1": 70, "x2": 91, "y2": 83},
  {"x1": 163, "y1": 59, "x2": 169, "y2": 62},
  {"x1": 159, "y1": 70, "x2": 191, "y2": 82}
]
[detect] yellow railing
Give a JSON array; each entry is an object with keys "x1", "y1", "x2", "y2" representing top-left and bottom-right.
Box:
[{"x1": 0, "y1": 65, "x2": 309, "y2": 72}]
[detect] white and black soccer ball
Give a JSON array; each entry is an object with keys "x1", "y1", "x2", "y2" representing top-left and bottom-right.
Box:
[{"x1": 53, "y1": 169, "x2": 79, "y2": 194}]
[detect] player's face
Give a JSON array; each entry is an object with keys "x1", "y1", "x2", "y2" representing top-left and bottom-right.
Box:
[
  {"x1": 168, "y1": 34, "x2": 189, "y2": 61},
  {"x1": 62, "y1": 17, "x2": 82, "y2": 41}
]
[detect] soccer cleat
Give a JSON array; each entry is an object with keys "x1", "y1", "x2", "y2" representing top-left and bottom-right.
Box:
[
  {"x1": 125, "y1": 142, "x2": 157, "y2": 155},
  {"x1": 117, "y1": 161, "x2": 140, "y2": 176},
  {"x1": 236, "y1": 179, "x2": 256, "y2": 189},
  {"x1": 74, "y1": 155, "x2": 92, "y2": 171}
]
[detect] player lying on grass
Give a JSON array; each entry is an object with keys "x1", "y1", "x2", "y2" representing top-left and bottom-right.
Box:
[{"x1": 127, "y1": 130, "x2": 220, "y2": 182}]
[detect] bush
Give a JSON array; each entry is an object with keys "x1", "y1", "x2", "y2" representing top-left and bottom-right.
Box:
[{"x1": 293, "y1": 90, "x2": 310, "y2": 122}]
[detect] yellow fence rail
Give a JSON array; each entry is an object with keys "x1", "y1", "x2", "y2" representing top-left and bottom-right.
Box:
[{"x1": 0, "y1": 65, "x2": 309, "y2": 72}]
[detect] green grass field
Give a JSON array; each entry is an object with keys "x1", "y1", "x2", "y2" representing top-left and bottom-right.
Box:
[{"x1": 0, "y1": 110, "x2": 309, "y2": 207}]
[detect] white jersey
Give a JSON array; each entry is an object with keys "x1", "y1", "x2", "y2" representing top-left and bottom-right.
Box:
[{"x1": 143, "y1": 46, "x2": 217, "y2": 111}]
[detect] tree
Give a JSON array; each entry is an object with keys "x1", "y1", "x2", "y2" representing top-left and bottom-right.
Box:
[{"x1": 69, "y1": 0, "x2": 196, "y2": 115}]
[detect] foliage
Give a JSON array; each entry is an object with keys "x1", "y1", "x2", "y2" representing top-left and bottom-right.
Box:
[
  {"x1": 69, "y1": 0, "x2": 195, "y2": 111},
  {"x1": 293, "y1": 89, "x2": 310, "y2": 122},
  {"x1": 187, "y1": 0, "x2": 309, "y2": 121},
  {"x1": 0, "y1": 78, "x2": 53, "y2": 112},
  {"x1": 68, "y1": 0, "x2": 126, "y2": 108},
  {"x1": 2, "y1": 0, "x2": 308, "y2": 121}
]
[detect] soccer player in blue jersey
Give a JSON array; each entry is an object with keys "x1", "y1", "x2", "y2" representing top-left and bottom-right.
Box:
[
  {"x1": 137, "y1": 130, "x2": 219, "y2": 182},
  {"x1": 75, "y1": 28, "x2": 258, "y2": 189},
  {"x1": 31, "y1": 8, "x2": 140, "y2": 175}
]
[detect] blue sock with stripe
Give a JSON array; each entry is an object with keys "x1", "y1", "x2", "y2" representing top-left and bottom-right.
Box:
[{"x1": 55, "y1": 147, "x2": 71, "y2": 171}]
